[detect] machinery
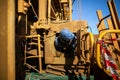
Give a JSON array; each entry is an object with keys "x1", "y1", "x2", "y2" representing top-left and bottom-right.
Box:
[
  {"x1": 0, "y1": 0, "x2": 120, "y2": 80},
  {"x1": 16, "y1": 0, "x2": 95, "y2": 79},
  {"x1": 16, "y1": 0, "x2": 120, "y2": 80}
]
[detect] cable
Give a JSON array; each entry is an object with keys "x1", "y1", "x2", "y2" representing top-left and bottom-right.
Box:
[
  {"x1": 87, "y1": 26, "x2": 93, "y2": 33},
  {"x1": 72, "y1": 0, "x2": 76, "y2": 5},
  {"x1": 28, "y1": 0, "x2": 39, "y2": 20}
]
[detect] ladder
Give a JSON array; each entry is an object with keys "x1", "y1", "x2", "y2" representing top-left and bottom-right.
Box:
[{"x1": 24, "y1": 34, "x2": 42, "y2": 73}]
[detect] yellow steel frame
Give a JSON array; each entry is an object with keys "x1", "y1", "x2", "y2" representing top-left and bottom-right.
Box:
[
  {"x1": 25, "y1": 34, "x2": 42, "y2": 73},
  {"x1": 88, "y1": 32, "x2": 94, "y2": 58},
  {"x1": 96, "y1": 30, "x2": 120, "y2": 75}
]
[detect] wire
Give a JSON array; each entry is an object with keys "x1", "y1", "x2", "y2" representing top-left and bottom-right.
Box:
[
  {"x1": 79, "y1": 0, "x2": 82, "y2": 20},
  {"x1": 28, "y1": 0, "x2": 39, "y2": 20},
  {"x1": 87, "y1": 26, "x2": 93, "y2": 33},
  {"x1": 72, "y1": 0, "x2": 76, "y2": 5}
]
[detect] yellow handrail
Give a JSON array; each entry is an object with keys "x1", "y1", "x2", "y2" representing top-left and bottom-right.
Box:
[
  {"x1": 96, "y1": 30, "x2": 120, "y2": 72},
  {"x1": 88, "y1": 32, "x2": 94, "y2": 58},
  {"x1": 81, "y1": 32, "x2": 94, "y2": 60},
  {"x1": 25, "y1": 34, "x2": 42, "y2": 73}
]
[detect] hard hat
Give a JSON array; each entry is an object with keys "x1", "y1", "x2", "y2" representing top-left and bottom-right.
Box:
[{"x1": 59, "y1": 28, "x2": 75, "y2": 43}]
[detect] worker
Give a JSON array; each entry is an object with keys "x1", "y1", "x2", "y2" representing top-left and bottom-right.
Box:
[{"x1": 54, "y1": 28, "x2": 76, "y2": 53}]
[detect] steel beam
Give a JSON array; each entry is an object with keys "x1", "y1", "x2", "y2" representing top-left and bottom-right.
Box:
[
  {"x1": 69, "y1": 0, "x2": 72, "y2": 21},
  {"x1": 39, "y1": 0, "x2": 47, "y2": 24},
  {"x1": 0, "y1": 0, "x2": 8, "y2": 80},
  {"x1": 107, "y1": 0, "x2": 120, "y2": 29},
  {"x1": 96, "y1": 10, "x2": 106, "y2": 33},
  {"x1": 0, "y1": 0, "x2": 15, "y2": 80},
  {"x1": 7, "y1": 0, "x2": 15, "y2": 80}
]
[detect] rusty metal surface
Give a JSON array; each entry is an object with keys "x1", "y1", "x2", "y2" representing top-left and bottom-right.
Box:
[
  {"x1": 37, "y1": 20, "x2": 87, "y2": 32},
  {"x1": 38, "y1": 0, "x2": 47, "y2": 23},
  {"x1": 7, "y1": 0, "x2": 16, "y2": 80},
  {"x1": 14, "y1": 0, "x2": 120, "y2": 79},
  {"x1": 0, "y1": 0, "x2": 9, "y2": 80},
  {"x1": 44, "y1": 20, "x2": 88, "y2": 64}
]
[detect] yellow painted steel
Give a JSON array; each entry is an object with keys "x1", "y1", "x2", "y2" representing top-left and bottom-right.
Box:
[
  {"x1": 96, "y1": 30, "x2": 120, "y2": 75},
  {"x1": 81, "y1": 32, "x2": 94, "y2": 59},
  {"x1": 25, "y1": 34, "x2": 42, "y2": 73},
  {"x1": 88, "y1": 32, "x2": 94, "y2": 57}
]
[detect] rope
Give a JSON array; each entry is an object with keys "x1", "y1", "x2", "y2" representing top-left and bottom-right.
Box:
[
  {"x1": 98, "y1": 39, "x2": 120, "y2": 80},
  {"x1": 98, "y1": 38, "x2": 120, "y2": 42}
]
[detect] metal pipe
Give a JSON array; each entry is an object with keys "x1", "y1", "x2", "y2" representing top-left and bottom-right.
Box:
[
  {"x1": 38, "y1": 0, "x2": 47, "y2": 24},
  {"x1": 69, "y1": 0, "x2": 72, "y2": 21},
  {"x1": 96, "y1": 30, "x2": 120, "y2": 70},
  {"x1": 88, "y1": 32, "x2": 94, "y2": 58},
  {"x1": 81, "y1": 32, "x2": 94, "y2": 57},
  {"x1": 48, "y1": 0, "x2": 51, "y2": 22},
  {"x1": 0, "y1": 0, "x2": 7, "y2": 80},
  {"x1": 7, "y1": 0, "x2": 15, "y2": 80},
  {"x1": 80, "y1": 32, "x2": 94, "y2": 65},
  {"x1": 37, "y1": 35, "x2": 42, "y2": 73}
]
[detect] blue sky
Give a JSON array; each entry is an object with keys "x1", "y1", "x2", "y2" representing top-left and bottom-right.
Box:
[{"x1": 72, "y1": 0, "x2": 120, "y2": 34}]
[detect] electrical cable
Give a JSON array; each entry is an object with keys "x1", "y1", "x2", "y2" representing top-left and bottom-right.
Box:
[
  {"x1": 87, "y1": 26, "x2": 93, "y2": 33},
  {"x1": 72, "y1": 0, "x2": 76, "y2": 5},
  {"x1": 28, "y1": 0, "x2": 39, "y2": 20}
]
